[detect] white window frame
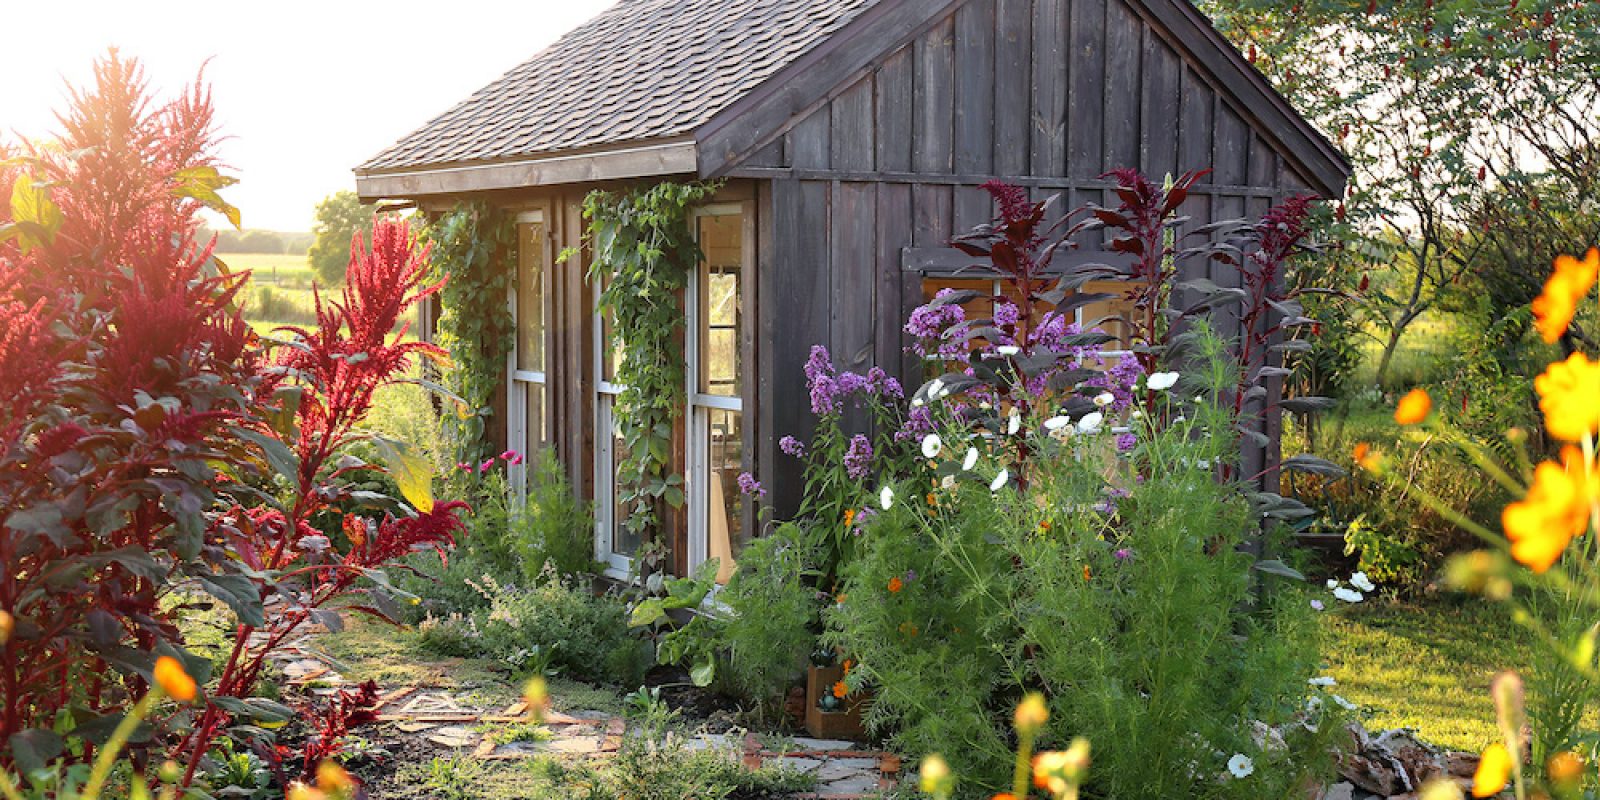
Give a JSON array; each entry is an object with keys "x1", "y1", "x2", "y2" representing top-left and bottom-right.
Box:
[
  {"x1": 686, "y1": 203, "x2": 747, "y2": 577},
  {"x1": 506, "y1": 210, "x2": 548, "y2": 500},
  {"x1": 594, "y1": 273, "x2": 632, "y2": 579}
]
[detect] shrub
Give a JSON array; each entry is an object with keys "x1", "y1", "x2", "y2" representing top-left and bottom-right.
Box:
[{"x1": 716, "y1": 522, "x2": 827, "y2": 704}]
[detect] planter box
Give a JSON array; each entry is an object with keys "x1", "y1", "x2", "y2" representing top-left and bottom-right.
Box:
[{"x1": 805, "y1": 663, "x2": 869, "y2": 740}]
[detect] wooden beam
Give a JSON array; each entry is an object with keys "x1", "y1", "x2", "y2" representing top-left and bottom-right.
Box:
[
  {"x1": 354, "y1": 140, "x2": 698, "y2": 200},
  {"x1": 724, "y1": 166, "x2": 1282, "y2": 199},
  {"x1": 900, "y1": 245, "x2": 1134, "y2": 274}
]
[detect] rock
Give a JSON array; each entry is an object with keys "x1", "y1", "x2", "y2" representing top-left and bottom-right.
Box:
[
  {"x1": 425, "y1": 725, "x2": 479, "y2": 748},
  {"x1": 1443, "y1": 751, "x2": 1478, "y2": 778},
  {"x1": 787, "y1": 736, "x2": 856, "y2": 752},
  {"x1": 1319, "y1": 782, "x2": 1355, "y2": 800}
]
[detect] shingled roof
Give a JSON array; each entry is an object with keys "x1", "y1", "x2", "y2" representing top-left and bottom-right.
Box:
[{"x1": 359, "y1": 0, "x2": 877, "y2": 173}]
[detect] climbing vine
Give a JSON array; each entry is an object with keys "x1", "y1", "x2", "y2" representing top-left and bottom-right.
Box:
[
  {"x1": 581, "y1": 181, "x2": 721, "y2": 543},
  {"x1": 424, "y1": 201, "x2": 517, "y2": 464}
]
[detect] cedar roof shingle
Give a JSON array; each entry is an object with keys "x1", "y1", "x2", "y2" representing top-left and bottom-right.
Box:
[{"x1": 358, "y1": 0, "x2": 878, "y2": 173}]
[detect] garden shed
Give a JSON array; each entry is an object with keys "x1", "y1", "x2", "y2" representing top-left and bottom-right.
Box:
[{"x1": 355, "y1": 0, "x2": 1350, "y2": 580}]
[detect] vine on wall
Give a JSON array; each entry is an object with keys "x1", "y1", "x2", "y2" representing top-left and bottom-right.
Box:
[
  {"x1": 424, "y1": 201, "x2": 517, "y2": 464},
  {"x1": 580, "y1": 181, "x2": 721, "y2": 545}
]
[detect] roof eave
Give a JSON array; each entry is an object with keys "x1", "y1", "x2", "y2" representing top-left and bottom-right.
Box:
[{"x1": 353, "y1": 138, "x2": 699, "y2": 201}]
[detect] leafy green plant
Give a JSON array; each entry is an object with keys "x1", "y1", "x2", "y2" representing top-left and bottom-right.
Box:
[
  {"x1": 579, "y1": 182, "x2": 720, "y2": 549},
  {"x1": 424, "y1": 201, "x2": 517, "y2": 464},
  {"x1": 717, "y1": 523, "x2": 828, "y2": 705}
]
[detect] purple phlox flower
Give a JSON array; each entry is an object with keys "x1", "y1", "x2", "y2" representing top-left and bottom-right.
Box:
[
  {"x1": 806, "y1": 346, "x2": 841, "y2": 416},
  {"x1": 904, "y1": 569, "x2": 918, "y2": 583},
  {"x1": 780, "y1": 435, "x2": 807, "y2": 458},
  {"x1": 1310, "y1": 599, "x2": 1325, "y2": 611},
  {"x1": 994, "y1": 300, "x2": 1021, "y2": 330},
  {"x1": 843, "y1": 434, "x2": 873, "y2": 480},
  {"x1": 905, "y1": 290, "x2": 968, "y2": 359},
  {"x1": 866, "y1": 366, "x2": 904, "y2": 399},
  {"x1": 894, "y1": 405, "x2": 936, "y2": 443},
  {"x1": 1113, "y1": 548, "x2": 1133, "y2": 560},
  {"x1": 1116, "y1": 432, "x2": 1138, "y2": 452},
  {"x1": 736, "y1": 471, "x2": 767, "y2": 499}
]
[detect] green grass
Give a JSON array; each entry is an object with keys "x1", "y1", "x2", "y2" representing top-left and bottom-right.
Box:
[
  {"x1": 318, "y1": 614, "x2": 505, "y2": 689},
  {"x1": 1320, "y1": 597, "x2": 1534, "y2": 751}
]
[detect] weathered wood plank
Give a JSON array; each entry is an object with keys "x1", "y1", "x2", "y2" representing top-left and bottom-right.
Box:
[
  {"x1": 1140, "y1": 27, "x2": 1182, "y2": 178},
  {"x1": 1177, "y1": 66, "x2": 1214, "y2": 174},
  {"x1": 875, "y1": 47, "x2": 915, "y2": 174},
  {"x1": 833, "y1": 182, "x2": 878, "y2": 433},
  {"x1": 789, "y1": 106, "x2": 833, "y2": 171},
  {"x1": 831, "y1": 77, "x2": 876, "y2": 173},
  {"x1": 875, "y1": 183, "x2": 916, "y2": 384},
  {"x1": 1030, "y1": 0, "x2": 1067, "y2": 177},
  {"x1": 902, "y1": 245, "x2": 1134, "y2": 274},
  {"x1": 1212, "y1": 100, "x2": 1249, "y2": 187},
  {"x1": 915, "y1": 16, "x2": 957, "y2": 174},
  {"x1": 1247, "y1": 134, "x2": 1278, "y2": 191},
  {"x1": 1103, "y1": 0, "x2": 1142, "y2": 173},
  {"x1": 954, "y1": 184, "x2": 994, "y2": 232},
  {"x1": 993, "y1": 0, "x2": 1033, "y2": 176},
  {"x1": 1067, "y1": 0, "x2": 1106, "y2": 178},
  {"x1": 754, "y1": 181, "x2": 779, "y2": 528},
  {"x1": 954, "y1": 0, "x2": 997, "y2": 176},
  {"x1": 765, "y1": 180, "x2": 832, "y2": 517}
]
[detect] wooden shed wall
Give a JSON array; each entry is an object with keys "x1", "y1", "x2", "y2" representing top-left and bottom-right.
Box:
[{"x1": 738, "y1": 0, "x2": 1325, "y2": 517}]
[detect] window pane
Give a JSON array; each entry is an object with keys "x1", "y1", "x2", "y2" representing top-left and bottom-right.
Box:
[
  {"x1": 517, "y1": 223, "x2": 544, "y2": 372},
  {"x1": 525, "y1": 381, "x2": 546, "y2": 453},
  {"x1": 704, "y1": 408, "x2": 745, "y2": 582},
  {"x1": 697, "y1": 214, "x2": 742, "y2": 397},
  {"x1": 608, "y1": 403, "x2": 639, "y2": 557},
  {"x1": 1077, "y1": 280, "x2": 1136, "y2": 349}
]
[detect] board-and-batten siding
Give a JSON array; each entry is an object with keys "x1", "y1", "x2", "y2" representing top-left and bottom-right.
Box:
[{"x1": 739, "y1": 0, "x2": 1321, "y2": 514}]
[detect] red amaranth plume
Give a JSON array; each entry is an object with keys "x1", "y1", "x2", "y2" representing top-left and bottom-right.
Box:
[{"x1": 981, "y1": 179, "x2": 1036, "y2": 226}]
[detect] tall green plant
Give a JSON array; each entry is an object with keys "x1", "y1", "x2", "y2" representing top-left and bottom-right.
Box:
[
  {"x1": 580, "y1": 182, "x2": 720, "y2": 543},
  {"x1": 424, "y1": 202, "x2": 517, "y2": 464}
]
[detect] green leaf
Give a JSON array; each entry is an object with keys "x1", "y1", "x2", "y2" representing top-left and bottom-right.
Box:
[
  {"x1": 235, "y1": 429, "x2": 300, "y2": 485},
  {"x1": 10, "y1": 174, "x2": 63, "y2": 252},
  {"x1": 9, "y1": 729, "x2": 64, "y2": 775},
  {"x1": 1252, "y1": 559, "x2": 1307, "y2": 581},
  {"x1": 689, "y1": 654, "x2": 715, "y2": 688},
  {"x1": 373, "y1": 437, "x2": 435, "y2": 513},
  {"x1": 172, "y1": 165, "x2": 242, "y2": 229},
  {"x1": 193, "y1": 572, "x2": 266, "y2": 627},
  {"x1": 630, "y1": 598, "x2": 667, "y2": 628}
]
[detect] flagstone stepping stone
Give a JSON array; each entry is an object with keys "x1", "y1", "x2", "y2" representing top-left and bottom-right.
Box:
[
  {"x1": 425, "y1": 725, "x2": 479, "y2": 748},
  {"x1": 787, "y1": 737, "x2": 857, "y2": 752},
  {"x1": 394, "y1": 721, "x2": 438, "y2": 734},
  {"x1": 546, "y1": 736, "x2": 604, "y2": 755}
]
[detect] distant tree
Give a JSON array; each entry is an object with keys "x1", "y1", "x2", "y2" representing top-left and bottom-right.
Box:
[
  {"x1": 237, "y1": 229, "x2": 284, "y2": 253},
  {"x1": 308, "y1": 190, "x2": 372, "y2": 286}
]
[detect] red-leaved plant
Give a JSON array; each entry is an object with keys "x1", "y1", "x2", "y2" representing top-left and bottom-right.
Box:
[{"x1": 0, "y1": 53, "x2": 466, "y2": 791}]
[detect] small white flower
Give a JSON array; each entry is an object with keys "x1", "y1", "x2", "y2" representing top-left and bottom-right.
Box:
[
  {"x1": 1325, "y1": 579, "x2": 1339, "y2": 590},
  {"x1": 1094, "y1": 392, "x2": 1115, "y2": 407},
  {"x1": 1148, "y1": 371, "x2": 1180, "y2": 391},
  {"x1": 963, "y1": 447, "x2": 979, "y2": 471},
  {"x1": 940, "y1": 475, "x2": 956, "y2": 490},
  {"x1": 1077, "y1": 412, "x2": 1104, "y2": 433},
  {"x1": 1305, "y1": 695, "x2": 1323, "y2": 713},
  {"x1": 1332, "y1": 587, "x2": 1364, "y2": 604},
  {"x1": 1007, "y1": 408, "x2": 1021, "y2": 435},
  {"x1": 1130, "y1": 410, "x2": 1143, "y2": 420},
  {"x1": 990, "y1": 469, "x2": 1009, "y2": 492},
  {"x1": 1331, "y1": 694, "x2": 1357, "y2": 711},
  {"x1": 997, "y1": 345, "x2": 1020, "y2": 356},
  {"x1": 880, "y1": 486, "x2": 895, "y2": 510},
  {"x1": 928, "y1": 377, "x2": 947, "y2": 400},
  {"x1": 1172, "y1": 415, "x2": 1186, "y2": 424},
  {"x1": 1349, "y1": 572, "x2": 1376, "y2": 592},
  {"x1": 1226, "y1": 754, "x2": 1254, "y2": 779},
  {"x1": 1044, "y1": 415, "x2": 1072, "y2": 431},
  {"x1": 921, "y1": 433, "x2": 943, "y2": 459},
  {"x1": 1308, "y1": 676, "x2": 1336, "y2": 687}
]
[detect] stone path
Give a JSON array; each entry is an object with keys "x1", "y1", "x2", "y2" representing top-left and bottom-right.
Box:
[{"x1": 246, "y1": 623, "x2": 899, "y2": 798}]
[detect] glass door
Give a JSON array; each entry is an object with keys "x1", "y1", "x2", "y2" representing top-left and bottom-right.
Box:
[
  {"x1": 507, "y1": 211, "x2": 548, "y2": 496},
  {"x1": 594, "y1": 276, "x2": 638, "y2": 577},
  {"x1": 687, "y1": 205, "x2": 748, "y2": 583}
]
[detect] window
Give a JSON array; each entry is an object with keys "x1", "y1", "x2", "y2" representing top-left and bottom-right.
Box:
[
  {"x1": 920, "y1": 277, "x2": 1137, "y2": 351},
  {"x1": 595, "y1": 272, "x2": 638, "y2": 576},
  {"x1": 688, "y1": 207, "x2": 748, "y2": 583},
  {"x1": 508, "y1": 213, "x2": 548, "y2": 495}
]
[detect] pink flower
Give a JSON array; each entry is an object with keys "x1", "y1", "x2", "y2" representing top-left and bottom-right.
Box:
[
  {"x1": 478, "y1": 459, "x2": 495, "y2": 474},
  {"x1": 501, "y1": 450, "x2": 524, "y2": 466},
  {"x1": 457, "y1": 462, "x2": 473, "y2": 472}
]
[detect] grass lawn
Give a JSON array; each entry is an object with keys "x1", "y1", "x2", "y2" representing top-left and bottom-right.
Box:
[{"x1": 1320, "y1": 596, "x2": 1535, "y2": 752}]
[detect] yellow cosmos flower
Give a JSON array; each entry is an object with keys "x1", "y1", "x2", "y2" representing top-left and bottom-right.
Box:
[
  {"x1": 153, "y1": 656, "x2": 198, "y2": 703},
  {"x1": 919, "y1": 755, "x2": 953, "y2": 797},
  {"x1": 1395, "y1": 389, "x2": 1432, "y2": 425},
  {"x1": 1472, "y1": 742, "x2": 1512, "y2": 798},
  {"x1": 1015, "y1": 692, "x2": 1049, "y2": 734},
  {"x1": 1535, "y1": 352, "x2": 1600, "y2": 443},
  {"x1": 1032, "y1": 738, "x2": 1090, "y2": 795},
  {"x1": 1502, "y1": 448, "x2": 1596, "y2": 573},
  {"x1": 315, "y1": 761, "x2": 357, "y2": 799},
  {"x1": 1532, "y1": 249, "x2": 1599, "y2": 343}
]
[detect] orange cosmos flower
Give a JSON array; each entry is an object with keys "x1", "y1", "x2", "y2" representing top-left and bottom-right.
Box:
[
  {"x1": 1547, "y1": 750, "x2": 1583, "y2": 787},
  {"x1": 1472, "y1": 742, "x2": 1512, "y2": 798},
  {"x1": 154, "y1": 655, "x2": 198, "y2": 702},
  {"x1": 887, "y1": 577, "x2": 904, "y2": 593},
  {"x1": 315, "y1": 761, "x2": 357, "y2": 798},
  {"x1": 1083, "y1": 565, "x2": 1092, "y2": 582},
  {"x1": 991, "y1": 795, "x2": 1018, "y2": 800},
  {"x1": 1502, "y1": 447, "x2": 1597, "y2": 573},
  {"x1": 1395, "y1": 388, "x2": 1432, "y2": 425},
  {"x1": 1532, "y1": 249, "x2": 1599, "y2": 344},
  {"x1": 1535, "y1": 352, "x2": 1600, "y2": 443},
  {"x1": 832, "y1": 681, "x2": 847, "y2": 699},
  {"x1": 0, "y1": 610, "x2": 12, "y2": 645},
  {"x1": 1039, "y1": 520, "x2": 1052, "y2": 531}
]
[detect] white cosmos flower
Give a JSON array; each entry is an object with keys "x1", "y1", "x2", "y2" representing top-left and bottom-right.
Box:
[
  {"x1": 963, "y1": 447, "x2": 979, "y2": 471},
  {"x1": 997, "y1": 345, "x2": 1020, "y2": 356},
  {"x1": 1305, "y1": 696, "x2": 1323, "y2": 713},
  {"x1": 1332, "y1": 587, "x2": 1364, "y2": 604},
  {"x1": 1226, "y1": 754, "x2": 1254, "y2": 779},
  {"x1": 928, "y1": 377, "x2": 946, "y2": 400},
  {"x1": 1077, "y1": 412, "x2": 1104, "y2": 433},
  {"x1": 940, "y1": 475, "x2": 956, "y2": 490},
  {"x1": 1331, "y1": 694, "x2": 1357, "y2": 711},
  {"x1": 921, "y1": 433, "x2": 943, "y2": 459},
  {"x1": 1130, "y1": 409, "x2": 1143, "y2": 420},
  {"x1": 1007, "y1": 408, "x2": 1021, "y2": 435},
  {"x1": 990, "y1": 469, "x2": 1009, "y2": 492},
  {"x1": 1325, "y1": 579, "x2": 1339, "y2": 590},
  {"x1": 1148, "y1": 371, "x2": 1180, "y2": 391},
  {"x1": 1094, "y1": 392, "x2": 1115, "y2": 407},
  {"x1": 1349, "y1": 572, "x2": 1376, "y2": 592},
  {"x1": 1308, "y1": 676, "x2": 1336, "y2": 687},
  {"x1": 1044, "y1": 415, "x2": 1071, "y2": 431},
  {"x1": 880, "y1": 486, "x2": 895, "y2": 510}
]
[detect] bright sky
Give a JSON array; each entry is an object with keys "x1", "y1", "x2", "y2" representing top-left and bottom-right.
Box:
[{"x1": 2, "y1": 0, "x2": 617, "y2": 232}]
